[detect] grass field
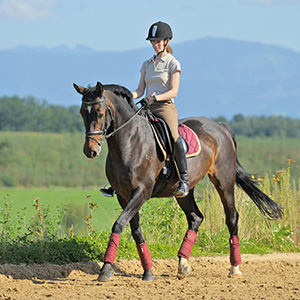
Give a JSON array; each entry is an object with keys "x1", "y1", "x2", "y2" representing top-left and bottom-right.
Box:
[
  {"x1": 0, "y1": 132, "x2": 299, "y2": 188},
  {"x1": 0, "y1": 188, "x2": 120, "y2": 233},
  {"x1": 0, "y1": 163, "x2": 299, "y2": 264},
  {"x1": 0, "y1": 131, "x2": 299, "y2": 264}
]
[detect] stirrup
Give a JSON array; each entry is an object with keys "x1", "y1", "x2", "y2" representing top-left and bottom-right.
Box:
[
  {"x1": 100, "y1": 182, "x2": 115, "y2": 197},
  {"x1": 175, "y1": 181, "x2": 189, "y2": 198}
]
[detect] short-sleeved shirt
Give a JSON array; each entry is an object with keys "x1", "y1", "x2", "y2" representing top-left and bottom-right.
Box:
[{"x1": 140, "y1": 53, "x2": 181, "y2": 102}]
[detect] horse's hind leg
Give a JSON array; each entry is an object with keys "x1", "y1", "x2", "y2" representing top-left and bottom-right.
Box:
[
  {"x1": 208, "y1": 172, "x2": 242, "y2": 276},
  {"x1": 176, "y1": 188, "x2": 203, "y2": 279},
  {"x1": 129, "y1": 212, "x2": 155, "y2": 281}
]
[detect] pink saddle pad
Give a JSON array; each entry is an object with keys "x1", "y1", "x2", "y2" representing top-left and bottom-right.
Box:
[{"x1": 178, "y1": 123, "x2": 201, "y2": 157}]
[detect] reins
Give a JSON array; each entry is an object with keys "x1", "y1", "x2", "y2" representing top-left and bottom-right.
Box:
[{"x1": 105, "y1": 106, "x2": 144, "y2": 139}]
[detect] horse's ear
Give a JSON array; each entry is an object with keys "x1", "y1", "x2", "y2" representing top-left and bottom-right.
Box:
[
  {"x1": 96, "y1": 81, "x2": 104, "y2": 97},
  {"x1": 73, "y1": 83, "x2": 85, "y2": 95}
]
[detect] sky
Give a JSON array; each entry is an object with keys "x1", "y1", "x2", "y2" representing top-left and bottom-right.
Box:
[{"x1": 0, "y1": 0, "x2": 299, "y2": 53}]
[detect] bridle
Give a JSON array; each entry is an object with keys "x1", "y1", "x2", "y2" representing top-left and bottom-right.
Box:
[
  {"x1": 82, "y1": 93, "x2": 144, "y2": 147},
  {"x1": 82, "y1": 94, "x2": 114, "y2": 147}
]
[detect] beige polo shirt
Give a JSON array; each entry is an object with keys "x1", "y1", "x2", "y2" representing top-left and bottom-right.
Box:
[{"x1": 140, "y1": 53, "x2": 181, "y2": 102}]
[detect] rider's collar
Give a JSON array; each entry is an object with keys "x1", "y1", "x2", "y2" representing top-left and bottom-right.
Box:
[{"x1": 152, "y1": 52, "x2": 169, "y2": 62}]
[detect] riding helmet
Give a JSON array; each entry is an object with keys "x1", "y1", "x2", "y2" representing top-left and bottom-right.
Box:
[{"x1": 146, "y1": 21, "x2": 173, "y2": 41}]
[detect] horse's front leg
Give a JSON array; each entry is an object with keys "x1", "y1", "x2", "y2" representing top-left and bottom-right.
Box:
[{"x1": 97, "y1": 187, "x2": 152, "y2": 282}]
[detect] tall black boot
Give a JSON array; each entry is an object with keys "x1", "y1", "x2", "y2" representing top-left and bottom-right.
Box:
[{"x1": 173, "y1": 136, "x2": 189, "y2": 198}]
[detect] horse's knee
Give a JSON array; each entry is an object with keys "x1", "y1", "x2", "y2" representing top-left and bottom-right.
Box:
[{"x1": 112, "y1": 222, "x2": 123, "y2": 235}]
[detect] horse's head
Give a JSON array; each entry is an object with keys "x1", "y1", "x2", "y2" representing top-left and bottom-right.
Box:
[{"x1": 74, "y1": 81, "x2": 113, "y2": 159}]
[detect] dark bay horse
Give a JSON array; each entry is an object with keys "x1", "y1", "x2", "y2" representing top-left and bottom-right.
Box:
[{"x1": 74, "y1": 82, "x2": 283, "y2": 282}]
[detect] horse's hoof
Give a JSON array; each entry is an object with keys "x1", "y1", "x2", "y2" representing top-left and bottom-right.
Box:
[
  {"x1": 97, "y1": 263, "x2": 114, "y2": 282},
  {"x1": 229, "y1": 265, "x2": 242, "y2": 277},
  {"x1": 97, "y1": 271, "x2": 114, "y2": 282},
  {"x1": 142, "y1": 269, "x2": 155, "y2": 281},
  {"x1": 177, "y1": 257, "x2": 190, "y2": 279}
]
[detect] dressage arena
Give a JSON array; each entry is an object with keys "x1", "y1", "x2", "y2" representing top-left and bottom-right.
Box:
[{"x1": 0, "y1": 253, "x2": 299, "y2": 300}]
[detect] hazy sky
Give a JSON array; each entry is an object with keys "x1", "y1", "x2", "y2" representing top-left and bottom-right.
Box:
[{"x1": 0, "y1": 0, "x2": 299, "y2": 52}]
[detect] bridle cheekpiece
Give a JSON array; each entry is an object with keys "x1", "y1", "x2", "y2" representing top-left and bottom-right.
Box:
[{"x1": 82, "y1": 93, "x2": 114, "y2": 147}]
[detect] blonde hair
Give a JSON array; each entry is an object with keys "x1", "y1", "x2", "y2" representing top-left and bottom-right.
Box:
[{"x1": 166, "y1": 44, "x2": 173, "y2": 54}]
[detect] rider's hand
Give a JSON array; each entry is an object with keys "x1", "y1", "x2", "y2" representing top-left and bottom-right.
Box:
[{"x1": 140, "y1": 95, "x2": 157, "y2": 107}]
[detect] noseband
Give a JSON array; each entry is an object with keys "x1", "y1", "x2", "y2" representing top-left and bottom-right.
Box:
[{"x1": 82, "y1": 94, "x2": 114, "y2": 147}]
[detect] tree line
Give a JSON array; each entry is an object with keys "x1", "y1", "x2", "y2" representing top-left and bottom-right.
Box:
[
  {"x1": 1, "y1": 95, "x2": 300, "y2": 138},
  {"x1": 0, "y1": 96, "x2": 83, "y2": 133}
]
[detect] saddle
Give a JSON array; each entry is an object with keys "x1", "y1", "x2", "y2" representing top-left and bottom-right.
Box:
[{"x1": 148, "y1": 113, "x2": 201, "y2": 160}]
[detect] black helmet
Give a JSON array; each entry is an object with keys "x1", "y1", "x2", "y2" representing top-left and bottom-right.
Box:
[{"x1": 146, "y1": 21, "x2": 173, "y2": 41}]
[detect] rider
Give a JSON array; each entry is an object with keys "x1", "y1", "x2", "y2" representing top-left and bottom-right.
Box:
[
  {"x1": 132, "y1": 21, "x2": 188, "y2": 198},
  {"x1": 101, "y1": 21, "x2": 188, "y2": 198}
]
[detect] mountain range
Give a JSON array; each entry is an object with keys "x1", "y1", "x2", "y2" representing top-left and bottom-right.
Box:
[{"x1": 1, "y1": 37, "x2": 300, "y2": 119}]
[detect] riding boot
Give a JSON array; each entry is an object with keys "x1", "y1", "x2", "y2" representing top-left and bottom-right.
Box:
[{"x1": 173, "y1": 136, "x2": 189, "y2": 198}]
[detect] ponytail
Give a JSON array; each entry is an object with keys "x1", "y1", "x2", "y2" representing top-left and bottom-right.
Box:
[{"x1": 166, "y1": 44, "x2": 173, "y2": 54}]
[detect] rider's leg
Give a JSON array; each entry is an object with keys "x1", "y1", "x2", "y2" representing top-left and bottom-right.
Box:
[
  {"x1": 174, "y1": 136, "x2": 189, "y2": 197},
  {"x1": 150, "y1": 101, "x2": 188, "y2": 197}
]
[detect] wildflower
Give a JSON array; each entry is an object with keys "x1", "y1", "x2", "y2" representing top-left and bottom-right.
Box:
[{"x1": 5, "y1": 203, "x2": 9, "y2": 206}]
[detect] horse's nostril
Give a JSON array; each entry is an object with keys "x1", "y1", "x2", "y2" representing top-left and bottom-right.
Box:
[{"x1": 91, "y1": 150, "x2": 98, "y2": 158}]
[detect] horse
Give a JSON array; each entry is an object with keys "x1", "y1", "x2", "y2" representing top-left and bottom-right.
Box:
[{"x1": 73, "y1": 81, "x2": 283, "y2": 282}]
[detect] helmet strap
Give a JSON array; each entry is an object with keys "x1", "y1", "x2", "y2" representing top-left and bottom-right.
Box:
[{"x1": 154, "y1": 39, "x2": 169, "y2": 59}]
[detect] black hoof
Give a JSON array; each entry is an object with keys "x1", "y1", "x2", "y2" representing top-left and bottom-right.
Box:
[
  {"x1": 142, "y1": 269, "x2": 155, "y2": 281},
  {"x1": 97, "y1": 263, "x2": 114, "y2": 282}
]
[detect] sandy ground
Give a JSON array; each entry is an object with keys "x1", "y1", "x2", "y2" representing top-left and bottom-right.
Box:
[{"x1": 0, "y1": 253, "x2": 300, "y2": 300}]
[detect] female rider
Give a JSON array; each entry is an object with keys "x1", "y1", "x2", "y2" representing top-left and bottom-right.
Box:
[
  {"x1": 132, "y1": 21, "x2": 188, "y2": 198},
  {"x1": 101, "y1": 21, "x2": 188, "y2": 198}
]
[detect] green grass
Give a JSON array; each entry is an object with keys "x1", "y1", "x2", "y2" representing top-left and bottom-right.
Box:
[
  {"x1": 1, "y1": 132, "x2": 299, "y2": 188},
  {"x1": 1, "y1": 162, "x2": 299, "y2": 265},
  {"x1": 0, "y1": 131, "x2": 107, "y2": 187},
  {"x1": 236, "y1": 136, "x2": 300, "y2": 180},
  {"x1": 0, "y1": 188, "x2": 120, "y2": 232}
]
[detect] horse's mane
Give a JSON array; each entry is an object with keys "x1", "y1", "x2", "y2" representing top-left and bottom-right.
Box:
[{"x1": 104, "y1": 84, "x2": 138, "y2": 112}]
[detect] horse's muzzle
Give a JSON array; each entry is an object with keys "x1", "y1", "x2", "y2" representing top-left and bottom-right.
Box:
[{"x1": 83, "y1": 140, "x2": 101, "y2": 158}]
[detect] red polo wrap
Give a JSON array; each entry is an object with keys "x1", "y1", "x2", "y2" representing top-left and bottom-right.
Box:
[
  {"x1": 136, "y1": 242, "x2": 153, "y2": 271},
  {"x1": 229, "y1": 235, "x2": 241, "y2": 266},
  {"x1": 178, "y1": 230, "x2": 197, "y2": 259},
  {"x1": 103, "y1": 233, "x2": 121, "y2": 264}
]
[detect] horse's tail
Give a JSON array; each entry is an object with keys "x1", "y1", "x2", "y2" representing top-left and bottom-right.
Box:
[{"x1": 219, "y1": 122, "x2": 283, "y2": 220}]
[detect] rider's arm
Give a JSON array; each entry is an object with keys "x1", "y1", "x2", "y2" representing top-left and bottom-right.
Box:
[
  {"x1": 132, "y1": 72, "x2": 146, "y2": 99},
  {"x1": 155, "y1": 71, "x2": 180, "y2": 101}
]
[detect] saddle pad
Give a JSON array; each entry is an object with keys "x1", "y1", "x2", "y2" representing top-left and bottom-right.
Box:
[
  {"x1": 178, "y1": 123, "x2": 201, "y2": 157},
  {"x1": 150, "y1": 122, "x2": 201, "y2": 159}
]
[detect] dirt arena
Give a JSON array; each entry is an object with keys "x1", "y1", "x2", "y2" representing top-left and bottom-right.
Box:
[{"x1": 0, "y1": 253, "x2": 299, "y2": 300}]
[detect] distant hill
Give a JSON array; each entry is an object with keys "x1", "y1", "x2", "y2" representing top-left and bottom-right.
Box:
[{"x1": 1, "y1": 38, "x2": 300, "y2": 119}]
